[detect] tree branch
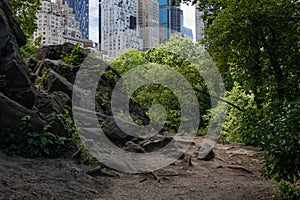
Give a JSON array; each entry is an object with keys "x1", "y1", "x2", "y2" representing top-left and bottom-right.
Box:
[{"x1": 193, "y1": 88, "x2": 244, "y2": 111}]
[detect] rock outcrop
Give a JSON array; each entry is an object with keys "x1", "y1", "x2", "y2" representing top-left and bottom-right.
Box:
[
  {"x1": 32, "y1": 44, "x2": 150, "y2": 144},
  {"x1": 0, "y1": 92, "x2": 45, "y2": 132},
  {"x1": 0, "y1": 0, "x2": 68, "y2": 136},
  {"x1": 0, "y1": 0, "x2": 36, "y2": 109},
  {"x1": 0, "y1": 0, "x2": 150, "y2": 148}
]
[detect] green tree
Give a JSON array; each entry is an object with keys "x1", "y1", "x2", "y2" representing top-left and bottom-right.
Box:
[
  {"x1": 20, "y1": 35, "x2": 42, "y2": 59},
  {"x1": 9, "y1": 0, "x2": 41, "y2": 38},
  {"x1": 10, "y1": 0, "x2": 42, "y2": 58},
  {"x1": 110, "y1": 38, "x2": 212, "y2": 133},
  {"x1": 184, "y1": 0, "x2": 300, "y2": 197}
]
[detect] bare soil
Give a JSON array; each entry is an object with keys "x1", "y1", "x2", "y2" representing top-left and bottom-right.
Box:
[{"x1": 0, "y1": 138, "x2": 275, "y2": 200}]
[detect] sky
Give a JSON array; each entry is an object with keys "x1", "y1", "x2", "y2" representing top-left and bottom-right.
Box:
[
  {"x1": 181, "y1": 3, "x2": 196, "y2": 40},
  {"x1": 87, "y1": 1, "x2": 196, "y2": 43},
  {"x1": 89, "y1": 0, "x2": 100, "y2": 43}
]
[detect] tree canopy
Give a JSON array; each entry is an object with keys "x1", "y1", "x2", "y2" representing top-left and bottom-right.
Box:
[
  {"x1": 110, "y1": 38, "x2": 213, "y2": 133},
  {"x1": 185, "y1": 0, "x2": 300, "y2": 197},
  {"x1": 9, "y1": 0, "x2": 41, "y2": 38}
]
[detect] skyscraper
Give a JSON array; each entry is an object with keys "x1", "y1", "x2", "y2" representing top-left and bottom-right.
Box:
[
  {"x1": 170, "y1": 5, "x2": 183, "y2": 34},
  {"x1": 195, "y1": 6, "x2": 204, "y2": 42},
  {"x1": 182, "y1": 27, "x2": 193, "y2": 40},
  {"x1": 63, "y1": 0, "x2": 99, "y2": 43},
  {"x1": 99, "y1": 0, "x2": 143, "y2": 58},
  {"x1": 137, "y1": 0, "x2": 160, "y2": 50},
  {"x1": 34, "y1": 0, "x2": 84, "y2": 46},
  {"x1": 158, "y1": 0, "x2": 183, "y2": 42},
  {"x1": 63, "y1": 0, "x2": 89, "y2": 39}
]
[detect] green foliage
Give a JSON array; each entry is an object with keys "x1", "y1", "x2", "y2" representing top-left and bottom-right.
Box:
[
  {"x1": 274, "y1": 180, "x2": 300, "y2": 200},
  {"x1": 57, "y1": 108, "x2": 86, "y2": 155},
  {"x1": 110, "y1": 38, "x2": 211, "y2": 133},
  {"x1": 10, "y1": 0, "x2": 42, "y2": 59},
  {"x1": 0, "y1": 75, "x2": 7, "y2": 90},
  {"x1": 101, "y1": 70, "x2": 119, "y2": 86},
  {"x1": 36, "y1": 63, "x2": 49, "y2": 84},
  {"x1": 204, "y1": 82, "x2": 257, "y2": 142},
  {"x1": 260, "y1": 100, "x2": 300, "y2": 184},
  {"x1": 196, "y1": 0, "x2": 300, "y2": 105},
  {"x1": 62, "y1": 43, "x2": 84, "y2": 66},
  {"x1": 9, "y1": 0, "x2": 41, "y2": 38},
  {"x1": 20, "y1": 35, "x2": 42, "y2": 59},
  {"x1": 0, "y1": 116, "x2": 71, "y2": 157},
  {"x1": 191, "y1": 0, "x2": 300, "y2": 197},
  {"x1": 109, "y1": 49, "x2": 148, "y2": 76}
]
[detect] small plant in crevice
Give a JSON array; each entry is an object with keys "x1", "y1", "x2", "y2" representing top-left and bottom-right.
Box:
[
  {"x1": 36, "y1": 64, "x2": 49, "y2": 84},
  {"x1": 0, "y1": 75, "x2": 7, "y2": 90},
  {"x1": 57, "y1": 107, "x2": 87, "y2": 159},
  {"x1": 62, "y1": 43, "x2": 84, "y2": 66},
  {"x1": 0, "y1": 115, "x2": 71, "y2": 157}
]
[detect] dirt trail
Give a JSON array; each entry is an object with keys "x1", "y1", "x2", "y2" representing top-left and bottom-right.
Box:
[{"x1": 0, "y1": 138, "x2": 274, "y2": 200}]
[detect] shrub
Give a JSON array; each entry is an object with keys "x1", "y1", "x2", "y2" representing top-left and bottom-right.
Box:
[{"x1": 0, "y1": 115, "x2": 71, "y2": 157}]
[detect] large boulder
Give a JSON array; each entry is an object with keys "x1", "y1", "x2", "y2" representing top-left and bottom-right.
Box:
[
  {"x1": 0, "y1": 0, "x2": 74, "y2": 137},
  {"x1": 34, "y1": 91, "x2": 71, "y2": 136},
  {"x1": 36, "y1": 43, "x2": 89, "y2": 61},
  {"x1": 0, "y1": 0, "x2": 26, "y2": 48},
  {"x1": 44, "y1": 70, "x2": 73, "y2": 98},
  {"x1": 0, "y1": 92, "x2": 45, "y2": 132},
  {"x1": 0, "y1": 0, "x2": 36, "y2": 109}
]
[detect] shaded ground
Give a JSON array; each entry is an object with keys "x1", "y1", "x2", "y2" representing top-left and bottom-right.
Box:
[{"x1": 0, "y1": 138, "x2": 274, "y2": 200}]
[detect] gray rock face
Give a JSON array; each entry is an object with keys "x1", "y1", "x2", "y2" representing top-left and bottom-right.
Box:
[
  {"x1": 33, "y1": 45, "x2": 150, "y2": 143},
  {"x1": 0, "y1": 92, "x2": 45, "y2": 132},
  {"x1": 197, "y1": 139, "x2": 215, "y2": 161},
  {"x1": 44, "y1": 70, "x2": 73, "y2": 98},
  {"x1": 34, "y1": 92, "x2": 71, "y2": 136},
  {"x1": 0, "y1": 0, "x2": 151, "y2": 147},
  {"x1": 141, "y1": 136, "x2": 173, "y2": 152},
  {"x1": 24, "y1": 56, "x2": 38, "y2": 72},
  {"x1": 0, "y1": 1, "x2": 68, "y2": 136},
  {"x1": 0, "y1": 1, "x2": 36, "y2": 109},
  {"x1": 0, "y1": 1, "x2": 26, "y2": 48}
]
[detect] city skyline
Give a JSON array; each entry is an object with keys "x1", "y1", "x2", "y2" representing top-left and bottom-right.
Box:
[{"x1": 87, "y1": 1, "x2": 196, "y2": 43}]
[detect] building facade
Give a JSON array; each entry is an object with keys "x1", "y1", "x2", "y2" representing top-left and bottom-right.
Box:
[
  {"x1": 170, "y1": 5, "x2": 183, "y2": 34},
  {"x1": 182, "y1": 27, "x2": 193, "y2": 40},
  {"x1": 158, "y1": 0, "x2": 183, "y2": 43},
  {"x1": 63, "y1": 0, "x2": 89, "y2": 39},
  {"x1": 33, "y1": 0, "x2": 85, "y2": 46},
  {"x1": 99, "y1": 0, "x2": 143, "y2": 58},
  {"x1": 63, "y1": 0, "x2": 99, "y2": 44},
  {"x1": 137, "y1": 0, "x2": 160, "y2": 50},
  {"x1": 195, "y1": 6, "x2": 204, "y2": 42}
]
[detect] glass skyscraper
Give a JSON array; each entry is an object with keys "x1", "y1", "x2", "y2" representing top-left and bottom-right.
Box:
[
  {"x1": 158, "y1": 0, "x2": 183, "y2": 42},
  {"x1": 63, "y1": 0, "x2": 89, "y2": 39},
  {"x1": 63, "y1": 0, "x2": 99, "y2": 43}
]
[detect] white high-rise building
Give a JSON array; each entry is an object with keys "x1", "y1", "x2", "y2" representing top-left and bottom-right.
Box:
[
  {"x1": 100, "y1": 0, "x2": 143, "y2": 58},
  {"x1": 33, "y1": 0, "x2": 85, "y2": 47},
  {"x1": 195, "y1": 6, "x2": 204, "y2": 42},
  {"x1": 137, "y1": 0, "x2": 160, "y2": 50}
]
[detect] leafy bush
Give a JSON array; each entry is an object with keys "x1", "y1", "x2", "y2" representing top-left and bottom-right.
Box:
[
  {"x1": 57, "y1": 108, "x2": 86, "y2": 157},
  {"x1": 260, "y1": 99, "x2": 300, "y2": 185},
  {"x1": 62, "y1": 43, "x2": 84, "y2": 66},
  {"x1": 0, "y1": 116, "x2": 71, "y2": 157},
  {"x1": 208, "y1": 82, "x2": 258, "y2": 143},
  {"x1": 20, "y1": 35, "x2": 42, "y2": 59},
  {"x1": 274, "y1": 180, "x2": 300, "y2": 200},
  {"x1": 217, "y1": 87, "x2": 300, "y2": 197},
  {"x1": 208, "y1": 82, "x2": 300, "y2": 198}
]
